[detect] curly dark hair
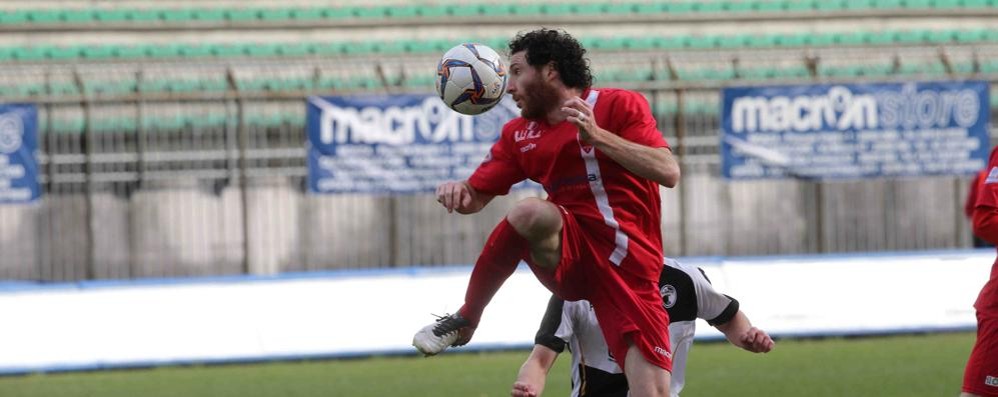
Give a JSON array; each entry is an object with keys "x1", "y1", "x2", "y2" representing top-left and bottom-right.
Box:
[{"x1": 508, "y1": 28, "x2": 592, "y2": 90}]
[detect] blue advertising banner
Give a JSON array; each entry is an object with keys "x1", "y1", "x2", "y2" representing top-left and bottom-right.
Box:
[
  {"x1": 720, "y1": 81, "x2": 990, "y2": 180},
  {"x1": 306, "y1": 94, "x2": 519, "y2": 194},
  {"x1": 0, "y1": 104, "x2": 39, "y2": 203}
]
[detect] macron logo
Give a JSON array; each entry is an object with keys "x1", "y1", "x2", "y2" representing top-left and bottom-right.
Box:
[
  {"x1": 654, "y1": 346, "x2": 672, "y2": 359},
  {"x1": 986, "y1": 375, "x2": 998, "y2": 387}
]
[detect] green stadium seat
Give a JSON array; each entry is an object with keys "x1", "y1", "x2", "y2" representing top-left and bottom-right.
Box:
[
  {"x1": 0, "y1": 10, "x2": 29, "y2": 24},
  {"x1": 115, "y1": 45, "x2": 146, "y2": 58},
  {"x1": 160, "y1": 8, "x2": 195, "y2": 22},
  {"x1": 146, "y1": 44, "x2": 182, "y2": 58},
  {"x1": 290, "y1": 7, "x2": 324, "y2": 20},
  {"x1": 754, "y1": 1, "x2": 785, "y2": 12},
  {"x1": 225, "y1": 8, "x2": 259, "y2": 22},
  {"x1": 668, "y1": 2, "x2": 698, "y2": 13},
  {"x1": 718, "y1": 35, "x2": 750, "y2": 49},
  {"x1": 245, "y1": 43, "x2": 280, "y2": 57},
  {"x1": 603, "y1": 3, "x2": 636, "y2": 15},
  {"x1": 904, "y1": 0, "x2": 933, "y2": 8},
  {"x1": 634, "y1": 3, "x2": 668, "y2": 14},
  {"x1": 311, "y1": 42, "x2": 345, "y2": 56},
  {"x1": 725, "y1": 1, "x2": 755, "y2": 12},
  {"x1": 776, "y1": 33, "x2": 808, "y2": 47},
  {"x1": 61, "y1": 9, "x2": 95, "y2": 23},
  {"x1": 80, "y1": 45, "x2": 115, "y2": 59},
  {"x1": 654, "y1": 36, "x2": 687, "y2": 49},
  {"x1": 192, "y1": 8, "x2": 226, "y2": 22},
  {"x1": 925, "y1": 30, "x2": 955, "y2": 44},
  {"x1": 541, "y1": 4, "x2": 573, "y2": 16},
  {"x1": 0, "y1": 47, "x2": 12, "y2": 62},
  {"x1": 843, "y1": 0, "x2": 873, "y2": 9},
  {"x1": 417, "y1": 5, "x2": 449, "y2": 18},
  {"x1": 961, "y1": 0, "x2": 989, "y2": 8},
  {"x1": 325, "y1": 7, "x2": 353, "y2": 19},
  {"x1": 278, "y1": 43, "x2": 312, "y2": 57},
  {"x1": 127, "y1": 9, "x2": 160, "y2": 22},
  {"x1": 745, "y1": 34, "x2": 778, "y2": 48},
  {"x1": 835, "y1": 31, "x2": 866, "y2": 45},
  {"x1": 377, "y1": 41, "x2": 407, "y2": 55},
  {"x1": 955, "y1": 29, "x2": 986, "y2": 43},
  {"x1": 814, "y1": 1, "x2": 847, "y2": 11},
  {"x1": 386, "y1": 5, "x2": 419, "y2": 18},
  {"x1": 895, "y1": 29, "x2": 928, "y2": 44},
  {"x1": 625, "y1": 37, "x2": 658, "y2": 51},
  {"x1": 210, "y1": 43, "x2": 245, "y2": 57},
  {"x1": 687, "y1": 35, "x2": 719, "y2": 49},
  {"x1": 259, "y1": 8, "x2": 293, "y2": 21},
  {"x1": 48, "y1": 82, "x2": 79, "y2": 95},
  {"x1": 201, "y1": 79, "x2": 229, "y2": 92},
  {"x1": 354, "y1": 6, "x2": 388, "y2": 18},
  {"x1": 13, "y1": 46, "x2": 47, "y2": 61},
  {"x1": 448, "y1": 4, "x2": 482, "y2": 17},
  {"x1": 504, "y1": 3, "x2": 539, "y2": 16},
  {"x1": 871, "y1": 0, "x2": 903, "y2": 8},
  {"x1": 783, "y1": 0, "x2": 815, "y2": 11},
  {"x1": 574, "y1": 3, "x2": 607, "y2": 15},
  {"x1": 806, "y1": 32, "x2": 836, "y2": 46},
  {"x1": 95, "y1": 9, "x2": 129, "y2": 22},
  {"x1": 590, "y1": 37, "x2": 629, "y2": 51},
  {"x1": 180, "y1": 44, "x2": 213, "y2": 58},
  {"x1": 342, "y1": 41, "x2": 378, "y2": 55},
  {"x1": 26, "y1": 10, "x2": 60, "y2": 23},
  {"x1": 46, "y1": 46, "x2": 82, "y2": 60},
  {"x1": 865, "y1": 31, "x2": 895, "y2": 45},
  {"x1": 139, "y1": 79, "x2": 169, "y2": 92}
]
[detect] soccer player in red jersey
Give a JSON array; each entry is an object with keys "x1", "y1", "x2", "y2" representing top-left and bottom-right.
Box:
[
  {"x1": 963, "y1": 145, "x2": 998, "y2": 397},
  {"x1": 412, "y1": 29, "x2": 680, "y2": 397}
]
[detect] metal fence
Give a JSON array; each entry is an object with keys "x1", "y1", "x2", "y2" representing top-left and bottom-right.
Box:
[{"x1": 0, "y1": 76, "x2": 993, "y2": 281}]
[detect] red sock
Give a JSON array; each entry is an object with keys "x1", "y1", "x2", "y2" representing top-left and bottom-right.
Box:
[{"x1": 458, "y1": 218, "x2": 529, "y2": 327}]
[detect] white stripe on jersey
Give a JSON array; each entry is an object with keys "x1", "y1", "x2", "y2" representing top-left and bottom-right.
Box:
[{"x1": 579, "y1": 90, "x2": 629, "y2": 266}]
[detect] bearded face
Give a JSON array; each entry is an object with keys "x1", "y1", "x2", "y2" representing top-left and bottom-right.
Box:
[{"x1": 515, "y1": 70, "x2": 560, "y2": 120}]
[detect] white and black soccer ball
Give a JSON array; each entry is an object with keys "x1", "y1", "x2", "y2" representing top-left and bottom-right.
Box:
[{"x1": 435, "y1": 43, "x2": 508, "y2": 116}]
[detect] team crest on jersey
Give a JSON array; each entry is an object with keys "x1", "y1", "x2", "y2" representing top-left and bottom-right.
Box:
[
  {"x1": 514, "y1": 122, "x2": 541, "y2": 142},
  {"x1": 986, "y1": 167, "x2": 998, "y2": 184},
  {"x1": 660, "y1": 285, "x2": 677, "y2": 308}
]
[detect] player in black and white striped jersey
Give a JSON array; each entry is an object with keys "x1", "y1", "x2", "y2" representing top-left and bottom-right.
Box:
[{"x1": 511, "y1": 258, "x2": 774, "y2": 397}]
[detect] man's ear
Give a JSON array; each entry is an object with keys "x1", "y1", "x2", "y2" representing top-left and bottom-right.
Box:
[{"x1": 544, "y1": 61, "x2": 559, "y2": 82}]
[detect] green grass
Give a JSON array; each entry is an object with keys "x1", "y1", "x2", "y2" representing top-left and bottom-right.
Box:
[{"x1": 0, "y1": 332, "x2": 976, "y2": 397}]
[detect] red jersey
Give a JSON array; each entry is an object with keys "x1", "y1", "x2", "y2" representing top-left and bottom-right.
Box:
[
  {"x1": 972, "y1": 146, "x2": 998, "y2": 313},
  {"x1": 468, "y1": 88, "x2": 670, "y2": 282}
]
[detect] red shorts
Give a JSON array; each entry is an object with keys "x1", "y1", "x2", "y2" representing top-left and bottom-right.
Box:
[
  {"x1": 526, "y1": 205, "x2": 672, "y2": 373},
  {"x1": 964, "y1": 311, "x2": 998, "y2": 396}
]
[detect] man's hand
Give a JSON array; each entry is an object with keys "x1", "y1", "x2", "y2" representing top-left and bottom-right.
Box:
[
  {"x1": 511, "y1": 381, "x2": 540, "y2": 397},
  {"x1": 562, "y1": 97, "x2": 601, "y2": 144},
  {"x1": 436, "y1": 181, "x2": 473, "y2": 213},
  {"x1": 739, "y1": 327, "x2": 775, "y2": 353}
]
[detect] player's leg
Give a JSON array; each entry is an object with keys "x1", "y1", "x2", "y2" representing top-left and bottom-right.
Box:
[
  {"x1": 624, "y1": 343, "x2": 671, "y2": 397},
  {"x1": 506, "y1": 197, "x2": 563, "y2": 270},
  {"x1": 961, "y1": 312, "x2": 998, "y2": 397},
  {"x1": 413, "y1": 197, "x2": 564, "y2": 356}
]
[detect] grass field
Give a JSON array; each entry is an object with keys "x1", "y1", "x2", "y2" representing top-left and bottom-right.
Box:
[{"x1": 0, "y1": 332, "x2": 975, "y2": 397}]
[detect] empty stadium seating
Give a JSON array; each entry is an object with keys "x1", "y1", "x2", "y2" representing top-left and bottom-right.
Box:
[{"x1": 1, "y1": 0, "x2": 996, "y2": 29}]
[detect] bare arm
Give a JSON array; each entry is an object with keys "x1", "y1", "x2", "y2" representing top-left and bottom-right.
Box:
[
  {"x1": 436, "y1": 180, "x2": 495, "y2": 214},
  {"x1": 714, "y1": 311, "x2": 774, "y2": 353},
  {"x1": 562, "y1": 97, "x2": 680, "y2": 188},
  {"x1": 511, "y1": 345, "x2": 559, "y2": 397}
]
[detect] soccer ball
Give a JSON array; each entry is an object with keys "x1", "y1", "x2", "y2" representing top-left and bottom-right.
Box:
[{"x1": 435, "y1": 43, "x2": 508, "y2": 115}]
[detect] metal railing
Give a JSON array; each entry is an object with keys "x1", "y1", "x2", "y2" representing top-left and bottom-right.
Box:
[{"x1": 0, "y1": 70, "x2": 994, "y2": 281}]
